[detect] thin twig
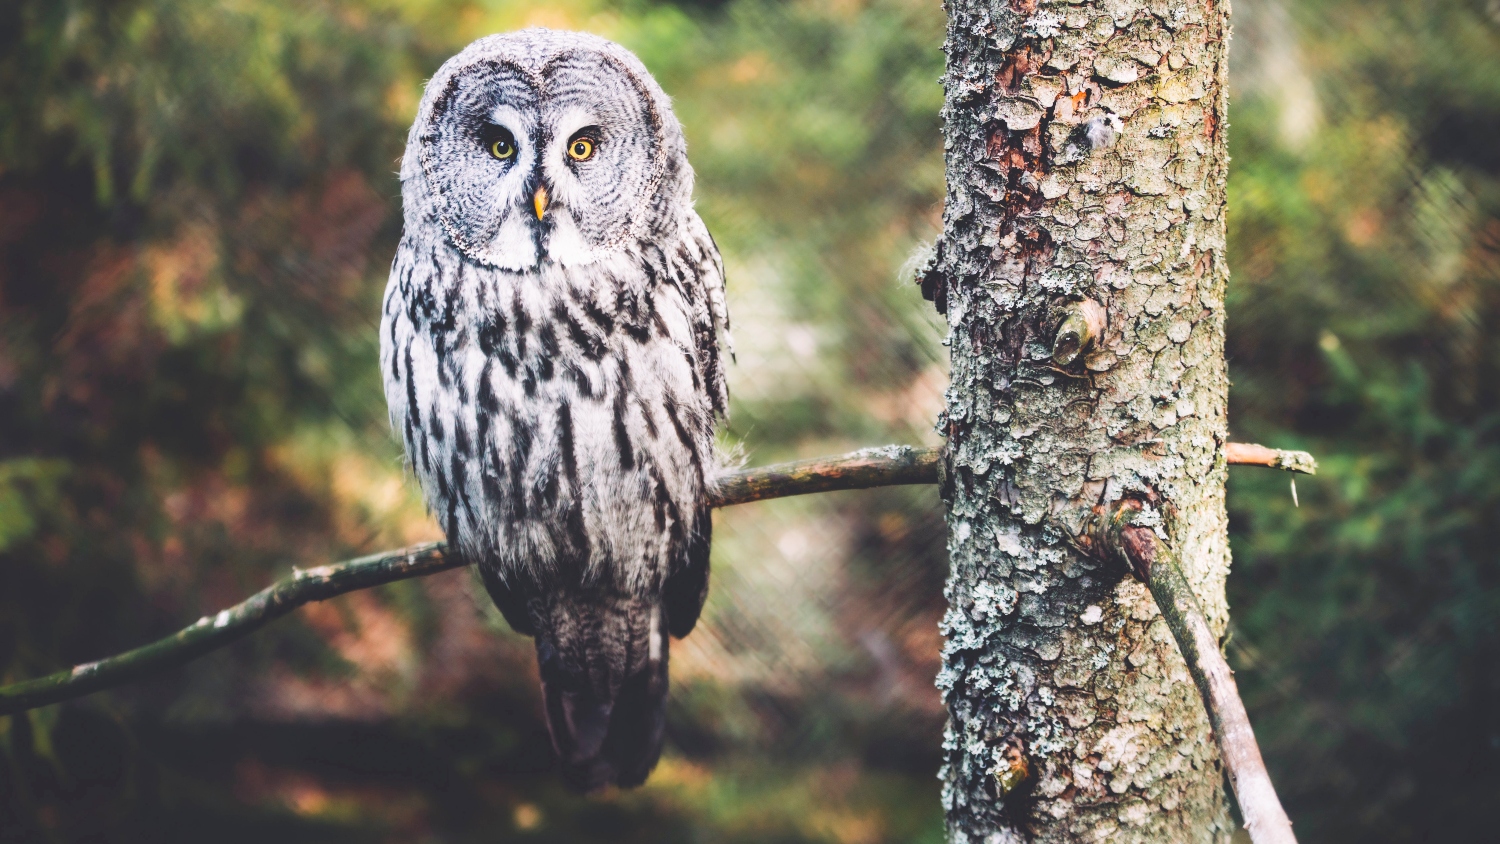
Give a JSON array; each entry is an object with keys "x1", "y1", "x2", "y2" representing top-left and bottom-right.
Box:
[
  {"x1": 0, "y1": 441, "x2": 1309, "y2": 716},
  {"x1": 0, "y1": 544, "x2": 459, "y2": 716},
  {"x1": 1113, "y1": 520, "x2": 1298, "y2": 844},
  {"x1": 1151, "y1": 555, "x2": 1297, "y2": 843}
]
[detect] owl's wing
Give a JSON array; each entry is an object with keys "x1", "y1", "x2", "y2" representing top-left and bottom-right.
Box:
[
  {"x1": 683, "y1": 212, "x2": 731, "y2": 417},
  {"x1": 662, "y1": 503, "x2": 711, "y2": 638}
]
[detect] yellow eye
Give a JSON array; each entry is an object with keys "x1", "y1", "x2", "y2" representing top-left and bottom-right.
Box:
[
  {"x1": 567, "y1": 137, "x2": 595, "y2": 161},
  {"x1": 490, "y1": 138, "x2": 515, "y2": 160}
]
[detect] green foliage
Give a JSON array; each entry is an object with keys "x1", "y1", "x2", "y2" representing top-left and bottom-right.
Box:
[
  {"x1": 1226, "y1": 0, "x2": 1500, "y2": 839},
  {"x1": 0, "y1": 460, "x2": 68, "y2": 552}
]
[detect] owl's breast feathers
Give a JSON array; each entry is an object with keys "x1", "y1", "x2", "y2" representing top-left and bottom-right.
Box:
[{"x1": 382, "y1": 209, "x2": 726, "y2": 588}]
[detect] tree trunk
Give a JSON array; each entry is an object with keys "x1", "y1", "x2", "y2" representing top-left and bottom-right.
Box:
[{"x1": 925, "y1": 0, "x2": 1234, "y2": 840}]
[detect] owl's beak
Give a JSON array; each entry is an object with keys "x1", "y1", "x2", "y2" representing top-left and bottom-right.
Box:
[{"x1": 533, "y1": 185, "x2": 549, "y2": 220}]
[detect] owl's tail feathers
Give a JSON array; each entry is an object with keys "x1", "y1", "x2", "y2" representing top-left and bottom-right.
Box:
[{"x1": 537, "y1": 626, "x2": 669, "y2": 792}]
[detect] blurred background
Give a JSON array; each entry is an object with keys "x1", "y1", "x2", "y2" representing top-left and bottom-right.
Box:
[{"x1": 0, "y1": 0, "x2": 1495, "y2": 841}]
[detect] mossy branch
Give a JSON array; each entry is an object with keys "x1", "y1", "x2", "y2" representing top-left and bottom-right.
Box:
[{"x1": 0, "y1": 442, "x2": 1311, "y2": 717}]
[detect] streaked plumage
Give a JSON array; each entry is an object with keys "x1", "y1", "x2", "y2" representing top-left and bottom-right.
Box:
[{"x1": 379, "y1": 29, "x2": 728, "y2": 791}]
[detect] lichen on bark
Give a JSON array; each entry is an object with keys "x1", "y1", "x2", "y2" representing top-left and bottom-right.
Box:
[{"x1": 929, "y1": 0, "x2": 1235, "y2": 840}]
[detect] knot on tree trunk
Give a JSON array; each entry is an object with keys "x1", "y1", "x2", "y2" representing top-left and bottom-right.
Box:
[{"x1": 1073, "y1": 493, "x2": 1165, "y2": 584}]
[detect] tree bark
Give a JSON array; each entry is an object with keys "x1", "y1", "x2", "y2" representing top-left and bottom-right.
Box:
[{"x1": 927, "y1": 0, "x2": 1234, "y2": 840}]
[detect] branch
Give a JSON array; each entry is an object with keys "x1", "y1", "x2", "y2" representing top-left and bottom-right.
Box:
[
  {"x1": 709, "y1": 444, "x2": 941, "y2": 506},
  {"x1": 1111, "y1": 519, "x2": 1298, "y2": 844},
  {"x1": 0, "y1": 441, "x2": 1310, "y2": 716},
  {"x1": 1224, "y1": 442, "x2": 1317, "y2": 475},
  {"x1": 0, "y1": 544, "x2": 459, "y2": 717},
  {"x1": 711, "y1": 440, "x2": 1311, "y2": 505}
]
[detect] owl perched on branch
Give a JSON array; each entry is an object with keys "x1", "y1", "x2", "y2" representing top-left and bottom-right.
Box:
[{"x1": 380, "y1": 29, "x2": 729, "y2": 792}]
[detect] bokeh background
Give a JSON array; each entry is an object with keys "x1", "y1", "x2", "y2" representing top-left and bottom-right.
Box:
[{"x1": 0, "y1": 0, "x2": 1495, "y2": 841}]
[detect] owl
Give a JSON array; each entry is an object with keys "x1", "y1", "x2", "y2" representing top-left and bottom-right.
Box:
[{"x1": 379, "y1": 29, "x2": 729, "y2": 792}]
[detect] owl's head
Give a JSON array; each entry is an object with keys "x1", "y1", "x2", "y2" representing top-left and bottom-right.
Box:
[{"x1": 404, "y1": 30, "x2": 691, "y2": 271}]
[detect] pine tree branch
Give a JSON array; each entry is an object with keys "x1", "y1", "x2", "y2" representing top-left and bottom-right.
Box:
[
  {"x1": 1146, "y1": 553, "x2": 1298, "y2": 844},
  {"x1": 0, "y1": 543, "x2": 460, "y2": 717},
  {"x1": 1106, "y1": 511, "x2": 1298, "y2": 844},
  {"x1": 0, "y1": 441, "x2": 1313, "y2": 716},
  {"x1": 709, "y1": 444, "x2": 943, "y2": 506}
]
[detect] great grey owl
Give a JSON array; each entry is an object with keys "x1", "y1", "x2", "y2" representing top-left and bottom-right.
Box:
[{"x1": 379, "y1": 29, "x2": 729, "y2": 791}]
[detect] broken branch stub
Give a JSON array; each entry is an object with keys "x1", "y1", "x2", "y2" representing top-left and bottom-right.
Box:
[{"x1": 1051, "y1": 298, "x2": 1107, "y2": 366}]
